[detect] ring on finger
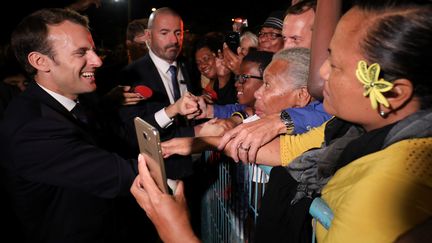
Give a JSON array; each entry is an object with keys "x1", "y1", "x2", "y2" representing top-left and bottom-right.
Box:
[{"x1": 239, "y1": 144, "x2": 250, "y2": 152}]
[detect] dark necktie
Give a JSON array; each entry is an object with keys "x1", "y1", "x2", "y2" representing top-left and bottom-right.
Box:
[
  {"x1": 168, "y1": 65, "x2": 181, "y2": 101},
  {"x1": 71, "y1": 102, "x2": 89, "y2": 124}
]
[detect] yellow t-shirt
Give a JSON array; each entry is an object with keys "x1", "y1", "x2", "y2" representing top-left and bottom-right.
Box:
[
  {"x1": 280, "y1": 121, "x2": 327, "y2": 166},
  {"x1": 317, "y1": 137, "x2": 432, "y2": 243}
]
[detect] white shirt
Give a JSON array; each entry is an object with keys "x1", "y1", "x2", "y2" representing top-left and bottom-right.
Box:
[
  {"x1": 149, "y1": 49, "x2": 188, "y2": 128},
  {"x1": 37, "y1": 83, "x2": 77, "y2": 111}
]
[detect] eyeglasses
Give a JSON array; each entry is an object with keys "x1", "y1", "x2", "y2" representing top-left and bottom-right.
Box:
[
  {"x1": 258, "y1": 32, "x2": 283, "y2": 40},
  {"x1": 235, "y1": 74, "x2": 263, "y2": 84}
]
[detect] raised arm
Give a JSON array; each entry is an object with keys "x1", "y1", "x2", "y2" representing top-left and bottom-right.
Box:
[{"x1": 308, "y1": 0, "x2": 342, "y2": 101}]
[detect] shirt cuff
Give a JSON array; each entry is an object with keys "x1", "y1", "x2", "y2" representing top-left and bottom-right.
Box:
[{"x1": 155, "y1": 108, "x2": 173, "y2": 128}]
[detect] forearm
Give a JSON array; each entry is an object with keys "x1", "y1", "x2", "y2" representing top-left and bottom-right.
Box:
[
  {"x1": 191, "y1": 136, "x2": 221, "y2": 154},
  {"x1": 254, "y1": 137, "x2": 282, "y2": 166},
  {"x1": 309, "y1": 0, "x2": 342, "y2": 101},
  {"x1": 165, "y1": 103, "x2": 180, "y2": 118}
]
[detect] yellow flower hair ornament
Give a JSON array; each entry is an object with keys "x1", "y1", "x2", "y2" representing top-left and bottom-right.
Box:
[{"x1": 355, "y1": 60, "x2": 394, "y2": 110}]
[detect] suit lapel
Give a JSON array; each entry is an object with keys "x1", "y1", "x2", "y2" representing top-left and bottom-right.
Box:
[{"x1": 25, "y1": 82, "x2": 97, "y2": 143}]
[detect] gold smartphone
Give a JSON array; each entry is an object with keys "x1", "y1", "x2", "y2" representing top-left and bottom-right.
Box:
[{"x1": 134, "y1": 117, "x2": 168, "y2": 193}]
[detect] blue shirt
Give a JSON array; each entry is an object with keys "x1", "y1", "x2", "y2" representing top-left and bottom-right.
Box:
[
  {"x1": 213, "y1": 103, "x2": 247, "y2": 119},
  {"x1": 285, "y1": 100, "x2": 332, "y2": 134}
]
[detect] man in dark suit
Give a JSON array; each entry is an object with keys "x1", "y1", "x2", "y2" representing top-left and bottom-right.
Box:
[
  {"x1": 0, "y1": 8, "x2": 158, "y2": 242},
  {"x1": 119, "y1": 7, "x2": 201, "y2": 180}
]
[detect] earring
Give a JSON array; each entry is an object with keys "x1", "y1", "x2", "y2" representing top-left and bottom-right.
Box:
[{"x1": 379, "y1": 110, "x2": 387, "y2": 118}]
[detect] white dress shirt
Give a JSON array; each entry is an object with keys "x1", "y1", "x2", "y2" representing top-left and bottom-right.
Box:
[
  {"x1": 37, "y1": 83, "x2": 77, "y2": 111},
  {"x1": 149, "y1": 49, "x2": 188, "y2": 128}
]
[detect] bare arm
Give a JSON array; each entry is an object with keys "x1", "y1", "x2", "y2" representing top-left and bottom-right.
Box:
[
  {"x1": 222, "y1": 121, "x2": 327, "y2": 166},
  {"x1": 308, "y1": 0, "x2": 342, "y2": 101},
  {"x1": 218, "y1": 113, "x2": 286, "y2": 163},
  {"x1": 161, "y1": 136, "x2": 220, "y2": 158}
]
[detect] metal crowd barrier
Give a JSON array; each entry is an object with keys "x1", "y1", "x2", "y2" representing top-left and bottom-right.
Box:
[{"x1": 201, "y1": 151, "x2": 272, "y2": 243}]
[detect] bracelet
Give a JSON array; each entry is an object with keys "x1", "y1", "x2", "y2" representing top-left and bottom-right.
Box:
[{"x1": 231, "y1": 111, "x2": 249, "y2": 121}]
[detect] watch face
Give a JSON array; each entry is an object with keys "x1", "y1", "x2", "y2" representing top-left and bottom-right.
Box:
[{"x1": 281, "y1": 111, "x2": 290, "y2": 121}]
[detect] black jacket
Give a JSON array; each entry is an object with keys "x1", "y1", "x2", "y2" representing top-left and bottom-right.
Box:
[
  {"x1": 119, "y1": 54, "x2": 200, "y2": 179},
  {"x1": 0, "y1": 82, "x2": 138, "y2": 242}
]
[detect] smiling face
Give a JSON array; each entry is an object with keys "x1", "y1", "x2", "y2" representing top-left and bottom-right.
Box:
[
  {"x1": 258, "y1": 27, "x2": 284, "y2": 53},
  {"x1": 195, "y1": 47, "x2": 217, "y2": 80},
  {"x1": 235, "y1": 60, "x2": 263, "y2": 106},
  {"x1": 148, "y1": 12, "x2": 183, "y2": 63},
  {"x1": 320, "y1": 7, "x2": 381, "y2": 129},
  {"x1": 38, "y1": 20, "x2": 102, "y2": 100}
]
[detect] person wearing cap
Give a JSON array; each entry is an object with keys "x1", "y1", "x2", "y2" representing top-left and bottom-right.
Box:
[{"x1": 257, "y1": 10, "x2": 285, "y2": 53}]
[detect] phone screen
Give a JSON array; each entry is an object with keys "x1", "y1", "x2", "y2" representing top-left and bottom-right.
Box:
[{"x1": 225, "y1": 31, "x2": 240, "y2": 53}]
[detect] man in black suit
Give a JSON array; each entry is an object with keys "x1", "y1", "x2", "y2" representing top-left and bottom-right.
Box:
[
  {"x1": 119, "y1": 7, "x2": 201, "y2": 180},
  {"x1": 0, "y1": 8, "x2": 161, "y2": 242}
]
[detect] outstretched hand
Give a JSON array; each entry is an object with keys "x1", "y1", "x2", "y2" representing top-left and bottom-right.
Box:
[
  {"x1": 222, "y1": 43, "x2": 244, "y2": 75},
  {"x1": 166, "y1": 92, "x2": 200, "y2": 119},
  {"x1": 218, "y1": 113, "x2": 285, "y2": 163},
  {"x1": 161, "y1": 137, "x2": 194, "y2": 158}
]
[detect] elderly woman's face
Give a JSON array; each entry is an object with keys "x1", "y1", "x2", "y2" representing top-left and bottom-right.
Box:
[{"x1": 320, "y1": 8, "x2": 378, "y2": 127}]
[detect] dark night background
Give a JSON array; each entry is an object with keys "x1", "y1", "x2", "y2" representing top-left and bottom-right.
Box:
[{"x1": 1, "y1": 0, "x2": 291, "y2": 48}]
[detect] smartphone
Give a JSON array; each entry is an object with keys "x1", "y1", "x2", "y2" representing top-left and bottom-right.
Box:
[
  {"x1": 225, "y1": 31, "x2": 240, "y2": 53},
  {"x1": 134, "y1": 117, "x2": 169, "y2": 193}
]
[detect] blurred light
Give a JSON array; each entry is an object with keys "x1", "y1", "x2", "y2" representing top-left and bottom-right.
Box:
[
  {"x1": 151, "y1": 8, "x2": 157, "y2": 12},
  {"x1": 232, "y1": 17, "x2": 248, "y2": 27}
]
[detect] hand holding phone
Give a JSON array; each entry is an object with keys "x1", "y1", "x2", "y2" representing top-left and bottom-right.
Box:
[{"x1": 134, "y1": 117, "x2": 169, "y2": 193}]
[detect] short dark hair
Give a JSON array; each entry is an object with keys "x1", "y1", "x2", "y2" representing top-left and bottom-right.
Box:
[
  {"x1": 355, "y1": 0, "x2": 432, "y2": 109},
  {"x1": 286, "y1": 0, "x2": 317, "y2": 15},
  {"x1": 242, "y1": 50, "x2": 274, "y2": 77},
  {"x1": 11, "y1": 8, "x2": 89, "y2": 78},
  {"x1": 126, "y1": 18, "x2": 148, "y2": 41},
  {"x1": 194, "y1": 32, "x2": 224, "y2": 55}
]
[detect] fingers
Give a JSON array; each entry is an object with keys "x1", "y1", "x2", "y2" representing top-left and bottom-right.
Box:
[
  {"x1": 237, "y1": 141, "x2": 250, "y2": 163},
  {"x1": 123, "y1": 92, "x2": 144, "y2": 105},
  {"x1": 247, "y1": 141, "x2": 260, "y2": 163},
  {"x1": 173, "y1": 181, "x2": 185, "y2": 200},
  {"x1": 218, "y1": 123, "x2": 245, "y2": 150},
  {"x1": 207, "y1": 118, "x2": 218, "y2": 124},
  {"x1": 121, "y1": 85, "x2": 132, "y2": 92},
  {"x1": 137, "y1": 154, "x2": 163, "y2": 198},
  {"x1": 180, "y1": 94, "x2": 199, "y2": 115},
  {"x1": 130, "y1": 174, "x2": 152, "y2": 213},
  {"x1": 160, "y1": 142, "x2": 171, "y2": 158},
  {"x1": 222, "y1": 43, "x2": 236, "y2": 58}
]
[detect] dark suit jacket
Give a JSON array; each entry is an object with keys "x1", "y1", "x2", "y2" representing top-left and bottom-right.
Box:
[
  {"x1": 0, "y1": 82, "x2": 138, "y2": 243},
  {"x1": 119, "y1": 54, "x2": 199, "y2": 179}
]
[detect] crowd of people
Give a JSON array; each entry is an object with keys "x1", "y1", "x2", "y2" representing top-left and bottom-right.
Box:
[{"x1": 0, "y1": 0, "x2": 431, "y2": 242}]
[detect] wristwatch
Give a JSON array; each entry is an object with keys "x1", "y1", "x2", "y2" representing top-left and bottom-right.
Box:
[{"x1": 280, "y1": 110, "x2": 294, "y2": 134}]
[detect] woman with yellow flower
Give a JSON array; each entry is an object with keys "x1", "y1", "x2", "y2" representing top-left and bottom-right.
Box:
[{"x1": 250, "y1": 0, "x2": 432, "y2": 242}]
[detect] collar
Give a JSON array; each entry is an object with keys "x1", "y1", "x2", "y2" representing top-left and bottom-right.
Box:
[
  {"x1": 148, "y1": 49, "x2": 178, "y2": 73},
  {"x1": 36, "y1": 83, "x2": 76, "y2": 111}
]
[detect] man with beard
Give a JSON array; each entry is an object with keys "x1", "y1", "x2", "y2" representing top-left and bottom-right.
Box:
[{"x1": 119, "y1": 7, "x2": 200, "y2": 181}]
